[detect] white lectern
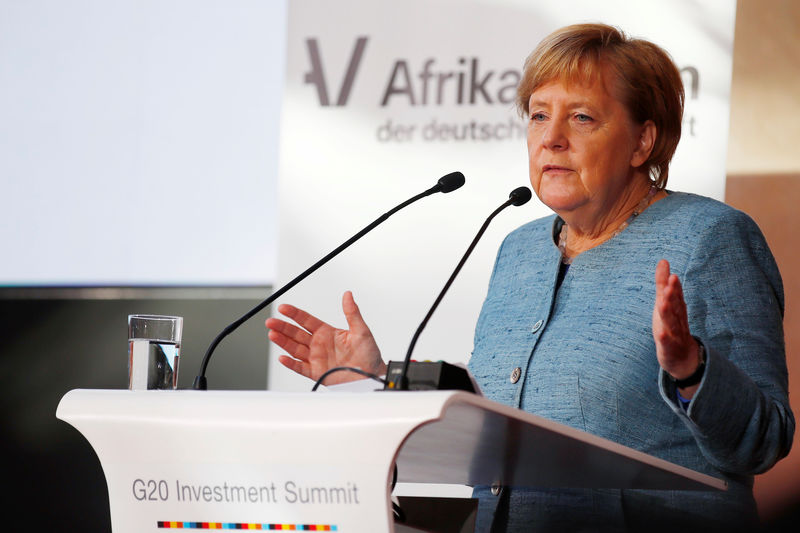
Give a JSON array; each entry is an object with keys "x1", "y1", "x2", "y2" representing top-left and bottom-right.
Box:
[{"x1": 56, "y1": 390, "x2": 725, "y2": 532}]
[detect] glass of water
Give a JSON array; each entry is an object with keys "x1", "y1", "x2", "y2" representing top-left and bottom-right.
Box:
[{"x1": 128, "y1": 314, "x2": 183, "y2": 390}]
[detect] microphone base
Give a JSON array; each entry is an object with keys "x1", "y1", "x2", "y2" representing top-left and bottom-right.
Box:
[{"x1": 384, "y1": 361, "x2": 476, "y2": 393}]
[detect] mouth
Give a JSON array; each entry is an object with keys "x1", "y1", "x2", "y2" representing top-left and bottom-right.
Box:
[{"x1": 542, "y1": 164, "x2": 572, "y2": 173}]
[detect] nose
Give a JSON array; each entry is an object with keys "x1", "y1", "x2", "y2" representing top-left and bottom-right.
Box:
[{"x1": 542, "y1": 120, "x2": 568, "y2": 151}]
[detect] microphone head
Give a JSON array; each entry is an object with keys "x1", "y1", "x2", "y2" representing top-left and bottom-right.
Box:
[
  {"x1": 437, "y1": 172, "x2": 465, "y2": 193},
  {"x1": 509, "y1": 186, "x2": 533, "y2": 206}
]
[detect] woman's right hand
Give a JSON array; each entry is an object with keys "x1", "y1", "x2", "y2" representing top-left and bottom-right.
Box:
[{"x1": 265, "y1": 291, "x2": 385, "y2": 385}]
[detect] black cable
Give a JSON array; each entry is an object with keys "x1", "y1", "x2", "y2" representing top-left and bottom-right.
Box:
[
  {"x1": 310, "y1": 366, "x2": 387, "y2": 391},
  {"x1": 391, "y1": 463, "x2": 406, "y2": 523},
  {"x1": 393, "y1": 500, "x2": 406, "y2": 523}
]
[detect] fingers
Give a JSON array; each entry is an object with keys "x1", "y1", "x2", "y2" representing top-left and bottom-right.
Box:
[
  {"x1": 660, "y1": 277, "x2": 688, "y2": 333},
  {"x1": 266, "y1": 313, "x2": 311, "y2": 343},
  {"x1": 653, "y1": 261, "x2": 700, "y2": 381},
  {"x1": 655, "y1": 260, "x2": 683, "y2": 335},
  {"x1": 654, "y1": 261, "x2": 684, "y2": 328},
  {"x1": 275, "y1": 303, "x2": 327, "y2": 334},
  {"x1": 655, "y1": 258, "x2": 670, "y2": 290},
  {"x1": 277, "y1": 354, "x2": 312, "y2": 380},
  {"x1": 265, "y1": 302, "x2": 332, "y2": 359},
  {"x1": 341, "y1": 291, "x2": 370, "y2": 334},
  {"x1": 270, "y1": 294, "x2": 363, "y2": 336},
  {"x1": 267, "y1": 327, "x2": 310, "y2": 360},
  {"x1": 653, "y1": 260, "x2": 693, "y2": 362}
]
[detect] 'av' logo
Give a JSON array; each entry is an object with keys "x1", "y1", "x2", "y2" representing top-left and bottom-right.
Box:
[{"x1": 304, "y1": 37, "x2": 368, "y2": 106}]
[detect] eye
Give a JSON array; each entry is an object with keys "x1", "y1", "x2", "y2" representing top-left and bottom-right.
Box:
[
  {"x1": 529, "y1": 112, "x2": 547, "y2": 122},
  {"x1": 575, "y1": 113, "x2": 593, "y2": 123}
]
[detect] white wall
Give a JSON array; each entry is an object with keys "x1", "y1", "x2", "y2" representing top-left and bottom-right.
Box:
[{"x1": 0, "y1": 0, "x2": 286, "y2": 286}]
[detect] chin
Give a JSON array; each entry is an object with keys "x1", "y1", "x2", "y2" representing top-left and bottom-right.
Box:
[{"x1": 538, "y1": 191, "x2": 584, "y2": 213}]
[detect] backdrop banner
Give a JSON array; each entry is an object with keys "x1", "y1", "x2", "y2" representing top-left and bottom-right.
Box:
[{"x1": 271, "y1": 0, "x2": 736, "y2": 390}]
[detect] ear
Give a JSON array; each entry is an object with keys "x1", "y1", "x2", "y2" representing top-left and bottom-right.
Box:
[{"x1": 631, "y1": 120, "x2": 656, "y2": 168}]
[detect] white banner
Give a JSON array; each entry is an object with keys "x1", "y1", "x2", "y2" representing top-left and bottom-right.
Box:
[{"x1": 271, "y1": 0, "x2": 736, "y2": 390}]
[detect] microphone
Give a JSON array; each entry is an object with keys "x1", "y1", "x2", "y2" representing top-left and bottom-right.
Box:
[
  {"x1": 387, "y1": 186, "x2": 532, "y2": 391},
  {"x1": 192, "y1": 171, "x2": 465, "y2": 390}
]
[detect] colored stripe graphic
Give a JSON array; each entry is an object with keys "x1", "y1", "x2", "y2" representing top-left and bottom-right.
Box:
[{"x1": 157, "y1": 522, "x2": 337, "y2": 531}]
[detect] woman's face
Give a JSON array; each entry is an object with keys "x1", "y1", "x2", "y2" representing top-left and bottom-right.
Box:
[{"x1": 526, "y1": 74, "x2": 652, "y2": 224}]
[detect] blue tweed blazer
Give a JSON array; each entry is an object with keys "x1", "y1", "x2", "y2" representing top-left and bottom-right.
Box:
[{"x1": 468, "y1": 192, "x2": 793, "y2": 531}]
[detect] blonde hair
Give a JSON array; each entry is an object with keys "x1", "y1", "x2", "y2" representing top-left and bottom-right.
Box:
[{"x1": 517, "y1": 24, "x2": 684, "y2": 188}]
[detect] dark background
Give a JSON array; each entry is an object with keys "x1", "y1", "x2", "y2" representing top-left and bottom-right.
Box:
[{"x1": 0, "y1": 287, "x2": 271, "y2": 530}]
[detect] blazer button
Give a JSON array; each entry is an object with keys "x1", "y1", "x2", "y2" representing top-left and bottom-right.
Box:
[
  {"x1": 531, "y1": 319, "x2": 543, "y2": 332},
  {"x1": 510, "y1": 367, "x2": 521, "y2": 383},
  {"x1": 491, "y1": 483, "x2": 502, "y2": 496}
]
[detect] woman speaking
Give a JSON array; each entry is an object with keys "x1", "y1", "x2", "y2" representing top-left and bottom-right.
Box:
[{"x1": 266, "y1": 24, "x2": 793, "y2": 531}]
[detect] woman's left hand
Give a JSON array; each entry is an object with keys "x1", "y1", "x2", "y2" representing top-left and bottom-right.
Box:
[{"x1": 652, "y1": 259, "x2": 702, "y2": 397}]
